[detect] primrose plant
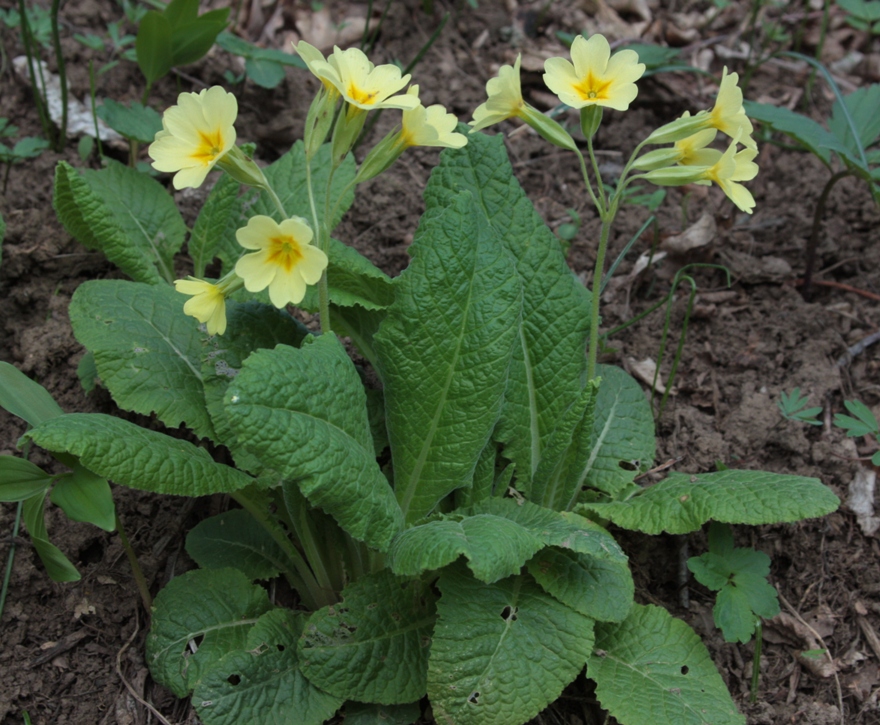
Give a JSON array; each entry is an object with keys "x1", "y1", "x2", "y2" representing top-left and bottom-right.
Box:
[{"x1": 9, "y1": 34, "x2": 841, "y2": 725}]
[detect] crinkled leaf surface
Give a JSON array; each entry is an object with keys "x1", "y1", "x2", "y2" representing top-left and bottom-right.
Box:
[
  {"x1": 201, "y1": 300, "x2": 309, "y2": 469},
  {"x1": 225, "y1": 335, "x2": 403, "y2": 550},
  {"x1": 344, "y1": 701, "x2": 421, "y2": 725},
  {"x1": 192, "y1": 609, "x2": 342, "y2": 725},
  {"x1": 190, "y1": 174, "x2": 243, "y2": 278},
  {"x1": 298, "y1": 569, "x2": 436, "y2": 705},
  {"x1": 423, "y1": 130, "x2": 592, "y2": 488},
  {"x1": 147, "y1": 568, "x2": 273, "y2": 697},
  {"x1": 429, "y1": 565, "x2": 594, "y2": 725},
  {"x1": 389, "y1": 498, "x2": 626, "y2": 585},
  {"x1": 250, "y1": 142, "x2": 354, "y2": 229},
  {"x1": 527, "y1": 547, "x2": 633, "y2": 623},
  {"x1": 589, "y1": 604, "x2": 744, "y2": 725},
  {"x1": 186, "y1": 509, "x2": 289, "y2": 580},
  {"x1": 54, "y1": 160, "x2": 184, "y2": 283},
  {"x1": 69, "y1": 280, "x2": 215, "y2": 439},
  {"x1": 577, "y1": 365, "x2": 655, "y2": 499},
  {"x1": 374, "y1": 191, "x2": 521, "y2": 523},
  {"x1": 25, "y1": 413, "x2": 252, "y2": 496},
  {"x1": 578, "y1": 469, "x2": 839, "y2": 534}
]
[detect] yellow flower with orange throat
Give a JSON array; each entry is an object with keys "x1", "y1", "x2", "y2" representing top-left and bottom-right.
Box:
[
  {"x1": 150, "y1": 86, "x2": 238, "y2": 189},
  {"x1": 234, "y1": 216, "x2": 329, "y2": 309}
]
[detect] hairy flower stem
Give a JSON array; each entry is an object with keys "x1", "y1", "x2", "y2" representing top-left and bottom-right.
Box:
[
  {"x1": 587, "y1": 219, "x2": 611, "y2": 382},
  {"x1": 115, "y1": 514, "x2": 152, "y2": 612},
  {"x1": 305, "y1": 161, "x2": 332, "y2": 334}
]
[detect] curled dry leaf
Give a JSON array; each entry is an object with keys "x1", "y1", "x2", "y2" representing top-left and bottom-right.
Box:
[
  {"x1": 627, "y1": 357, "x2": 674, "y2": 395},
  {"x1": 293, "y1": 7, "x2": 369, "y2": 51},
  {"x1": 660, "y1": 212, "x2": 717, "y2": 256},
  {"x1": 847, "y1": 465, "x2": 879, "y2": 537}
]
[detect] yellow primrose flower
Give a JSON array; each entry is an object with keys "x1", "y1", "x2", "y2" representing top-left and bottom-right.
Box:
[
  {"x1": 543, "y1": 34, "x2": 645, "y2": 112},
  {"x1": 401, "y1": 86, "x2": 467, "y2": 149},
  {"x1": 645, "y1": 68, "x2": 756, "y2": 148},
  {"x1": 150, "y1": 86, "x2": 238, "y2": 190},
  {"x1": 470, "y1": 55, "x2": 526, "y2": 132},
  {"x1": 174, "y1": 277, "x2": 229, "y2": 336},
  {"x1": 634, "y1": 123, "x2": 718, "y2": 171},
  {"x1": 234, "y1": 215, "x2": 328, "y2": 308},
  {"x1": 311, "y1": 46, "x2": 419, "y2": 112},
  {"x1": 293, "y1": 41, "x2": 339, "y2": 94}
]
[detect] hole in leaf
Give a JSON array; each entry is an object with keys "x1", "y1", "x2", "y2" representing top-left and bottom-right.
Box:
[
  {"x1": 276, "y1": 644, "x2": 285, "y2": 652},
  {"x1": 680, "y1": 666, "x2": 689, "y2": 675},
  {"x1": 227, "y1": 674, "x2": 241, "y2": 686},
  {"x1": 500, "y1": 606, "x2": 518, "y2": 622},
  {"x1": 187, "y1": 635, "x2": 204, "y2": 654},
  {"x1": 618, "y1": 460, "x2": 637, "y2": 471},
  {"x1": 468, "y1": 691, "x2": 480, "y2": 704}
]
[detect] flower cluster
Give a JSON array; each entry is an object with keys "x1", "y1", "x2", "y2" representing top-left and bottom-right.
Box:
[{"x1": 150, "y1": 44, "x2": 467, "y2": 335}]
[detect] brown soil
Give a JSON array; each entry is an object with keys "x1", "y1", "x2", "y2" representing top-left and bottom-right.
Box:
[{"x1": 2, "y1": 1, "x2": 880, "y2": 724}]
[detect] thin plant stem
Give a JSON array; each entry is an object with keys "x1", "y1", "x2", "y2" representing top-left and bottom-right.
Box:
[
  {"x1": 802, "y1": 169, "x2": 849, "y2": 300},
  {"x1": 0, "y1": 501, "x2": 23, "y2": 624},
  {"x1": 574, "y1": 148, "x2": 603, "y2": 218},
  {"x1": 654, "y1": 275, "x2": 697, "y2": 420},
  {"x1": 230, "y1": 490, "x2": 326, "y2": 610},
  {"x1": 115, "y1": 514, "x2": 152, "y2": 612},
  {"x1": 282, "y1": 484, "x2": 336, "y2": 599},
  {"x1": 88, "y1": 60, "x2": 103, "y2": 160},
  {"x1": 587, "y1": 219, "x2": 611, "y2": 382},
  {"x1": 18, "y1": 0, "x2": 54, "y2": 146},
  {"x1": 586, "y1": 136, "x2": 607, "y2": 212},
  {"x1": 50, "y1": 0, "x2": 67, "y2": 151},
  {"x1": 304, "y1": 160, "x2": 331, "y2": 334},
  {"x1": 264, "y1": 184, "x2": 289, "y2": 219},
  {"x1": 750, "y1": 622, "x2": 763, "y2": 703}
]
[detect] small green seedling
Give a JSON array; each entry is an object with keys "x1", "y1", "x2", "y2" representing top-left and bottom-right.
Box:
[
  {"x1": 96, "y1": 99, "x2": 163, "y2": 145},
  {"x1": 834, "y1": 400, "x2": 880, "y2": 466},
  {"x1": 0, "y1": 119, "x2": 49, "y2": 193},
  {"x1": 215, "y1": 32, "x2": 306, "y2": 89},
  {"x1": 688, "y1": 522, "x2": 781, "y2": 644},
  {"x1": 837, "y1": 0, "x2": 880, "y2": 33},
  {"x1": 778, "y1": 387, "x2": 823, "y2": 426},
  {"x1": 556, "y1": 208, "x2": 580, "y2": 249},
  {"x1": 136, "y1": 0, "x2": 229, "y2": 101},
  {"x1": 0, "y1": 6, "x2": 52, "y2": 48}
]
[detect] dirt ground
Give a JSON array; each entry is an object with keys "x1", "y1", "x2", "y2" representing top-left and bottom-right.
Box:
[{"x1": 1, "y1": 1, "x2": 880, "y2": 723}]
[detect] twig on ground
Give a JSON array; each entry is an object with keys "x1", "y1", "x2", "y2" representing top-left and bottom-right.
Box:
[
  {"x1": 837, "y1": 329, "x2": 880, "y2": 369},
  {"x1": 116, "y1": 610, "x2": 175, "y2": 725}
]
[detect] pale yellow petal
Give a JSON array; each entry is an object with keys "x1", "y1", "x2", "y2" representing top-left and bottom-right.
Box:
[
  {"x1": 236, "y1": 215, "x2": 281, "y2": 250},
  {"x1": 235, "y1": 250, "x2": 276, "y2": 292},
  {"x1": 298, "y1": 245, "x2": 329, "y2": 285},
  {"x1": 268, "y1": 269, "x2": 307, "y2": 307},
  {"x1": 570, "y1": 34, "x2": 610, "y2": 77}
]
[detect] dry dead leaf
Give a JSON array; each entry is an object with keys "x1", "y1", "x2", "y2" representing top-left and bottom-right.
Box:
[
  {"x1": 627, "y1": 357, "x2": 673, "y2": 395},
  {"x1": 847, "y1": 466, "x2": 879, "y2": 537},
  {"x1": 294, "y1": 7, "x2": 369, "y2": 51},
  {"x1": 660, "y1": 213, "x2": 717, "y2": 256}
]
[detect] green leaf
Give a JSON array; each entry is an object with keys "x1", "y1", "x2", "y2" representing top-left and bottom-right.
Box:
[
  {"x1": 375, "y1": 192, "x2": 521, "y2": 523},
  {"x1": 225, "y1": 335, "x2": 404, "y2": 551},
  {"x1": 743, "y1": 100, "x2": 847, "y2": 167},
  {"x1": 50, "y1": 464, "x2": 116, "y2": 531},
  {"x1": 0, "y1": 456, "x2": 53, "y2": 501},
  {"x1": 298, "y1": 569, "x2": 436, "y2": 704},
  {"x1": 170, "y1": 10, "x2": 229, "y2": 67},
  {"x1": 527, "y1": 547, "x2": 633, "y2": 623},
  {"x1": 777, "y1": 387, "x2": 823, "y2": 426},
  {"x1": 69, "y1": 280, "x2": 214, "y2": 439},
  {"x1": 22, "y1": 492, "x2": 81, "y2": 582},
  {"x1": 147, "y1": 568, "x2": 273, "y2": 697},
  {"x1": 389, "y1": 498, "x2": 627, "y2": 587},
  {"x1": 834, "y1": 399, "x2": 879, "y2": 437},
  {"x1": 250, "y1": 142, "x2": 355, "y2": 231},
  {"x1": 344, "y1": 702, "x2": 421, "y2": 725},
  {"x1": 688, "y1": 524, "x2": 779, "y2": 643},
  {"x1": 564, "y1": 365, "x2": 655, "y2": 502},
  {"x1": 424, "y1": 130, "x2": 592, "y2": 489},
  {"x1": 162, "y1": 0, "x2": 199, "y2": 25},
  {"x1": 96, "y1": 99, "x2": 163, "y2": 143},
  {"x1": 301, "y1": 239, "x2": 394, "y2": 312},
  {"x1": 428, "y1": 565, "x2": 595, "y2": 725},
  {"x1": 0, "y1": 361, "x2": 64, "y2": 426},
  {"x1": 829, "y1": 84, "x2": 880, "y2": 163},
  {"x1": 245, "y1": 57, "x2": 285, "y2": 88},
  {"x1": 589, "y1": 604, "x2": 744, "y2": 725},
  {"x1": 578, "y1": 469, "x2": 840, "y2": 534},
  {"x1": 136, "y1": 11, "x2": 173, "y2": 85},
  {"x1": 76, "y1": 351, "x2": 98, "y2": 394},
  {"x1": 189, "y1": 174, "x2": 245, "y2": 278},
  {"x1": 192, "y1": 609, "x2": 343, "y2": 725},
  {"x1": 25, "y1": 413, "x2": 253, "y2": 496},
  {"x1": 216, "y1": 32, "x2": 306, "y2": 68},
  {"x1": 186, "y1": 509, "x2": 289, "y2": 580},
  {"x1": 54, "y1": 160, "x2": 184, "y2": 284},
  {"x1": 329, "y1": 304, "x2": 385, "y2": 369},
  {"x1": 201, "y1": 300, "x2": 309, "y2": 469}
]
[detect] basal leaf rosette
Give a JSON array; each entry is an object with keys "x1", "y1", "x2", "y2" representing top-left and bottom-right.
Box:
[
  {"x1": 150, "y1": 86, "x2": 238, "y2": 189},
  {"x1": 234, "y1": 215, "x2": 328, "y2": 308}
]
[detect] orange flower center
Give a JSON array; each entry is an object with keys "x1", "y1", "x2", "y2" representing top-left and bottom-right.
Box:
[
  {"x1": 267, "y1": 236, "x2": 304, "y2": 273},
  {"x1": 573, "y1": 73, "x2": 612, "y2": 102},
  {"x1": 194, "y1": 129, "x2": 225, "y2": 164}
]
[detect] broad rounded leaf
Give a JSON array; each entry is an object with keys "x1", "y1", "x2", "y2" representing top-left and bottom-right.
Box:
[
  {"x1": 429, "y1": 565, "x2": 594, "y2": 725},
  {"x1": 589, "y1": 604, "x2": 744, "y2": 725},
  {"x1": 193, "y1": 609, "x2": 342, "y2": 725},
  {"x1": 147, "y1": 568, "x2": 273, "y2": 697},
  {"x1": 298, "y1": 569, "x2": 436, "y2": 704}
]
